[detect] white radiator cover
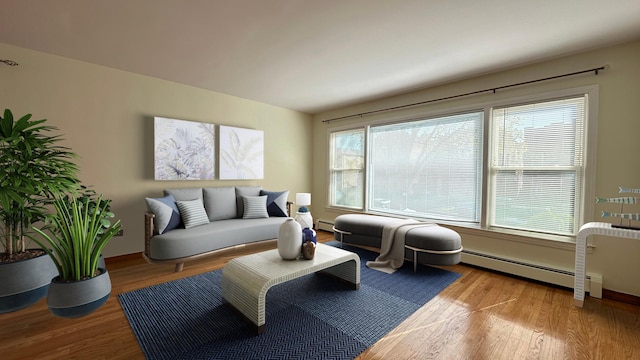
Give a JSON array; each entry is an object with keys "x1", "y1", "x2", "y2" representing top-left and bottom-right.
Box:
[{"x1": 317, "y1": 218, "x2": 603, "y2": 298}]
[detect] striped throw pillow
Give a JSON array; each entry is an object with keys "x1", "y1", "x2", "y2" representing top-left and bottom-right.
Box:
[
  {"x1": 242, "y1": 196, "x2": 269, "y2": 219},
  {"x1": 176, "y1": 199, "x2": 210, "y2": 228}
]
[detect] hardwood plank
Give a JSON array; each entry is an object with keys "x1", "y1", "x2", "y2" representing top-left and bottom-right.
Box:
[{"x1": 1, "y1": 231, "x2": 639, "y2": 360}]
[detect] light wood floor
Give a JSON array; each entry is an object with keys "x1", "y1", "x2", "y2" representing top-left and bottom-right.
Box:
[{"x1": 2, "y1": 231, "x2": 639, "y2": 360}]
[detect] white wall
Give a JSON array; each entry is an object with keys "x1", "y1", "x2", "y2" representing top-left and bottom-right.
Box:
[
  {"x1": 0, "y1": 43, "x2": 313, "y2": 258},
  {"x1": 312, "y1": 39, "x2": 640, "y2": 296}
]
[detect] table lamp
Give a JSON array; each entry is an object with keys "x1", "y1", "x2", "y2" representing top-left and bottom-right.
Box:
[{"x1": 294, "y1": 193, "x2": 313, "y2": 229}]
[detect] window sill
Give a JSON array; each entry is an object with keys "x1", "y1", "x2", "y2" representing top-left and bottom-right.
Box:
[{"x1": 441, "y1": 222, "x2": 591, "y2": 253}]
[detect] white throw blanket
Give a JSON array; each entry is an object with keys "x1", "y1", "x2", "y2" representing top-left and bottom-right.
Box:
[{"x1": 366, "y1": 220, "x2": 436, "y2": 274}]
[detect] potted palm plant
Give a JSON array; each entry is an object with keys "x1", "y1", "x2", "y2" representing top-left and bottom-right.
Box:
[
  {"x1": 0, "y1": 109, "x2": 80, "y2": 313},
  {"x1": 31, "y1": 193, "x2": 122, "y2": 318}
]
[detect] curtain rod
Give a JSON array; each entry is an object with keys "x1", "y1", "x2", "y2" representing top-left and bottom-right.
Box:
[{"x1": 322, "y1": 65, "x2": 607, "y2": 123}]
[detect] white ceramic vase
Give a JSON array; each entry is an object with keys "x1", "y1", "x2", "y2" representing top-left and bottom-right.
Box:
[{"x1": 278, "y1": 218, "x2": 302, "y2": 260}]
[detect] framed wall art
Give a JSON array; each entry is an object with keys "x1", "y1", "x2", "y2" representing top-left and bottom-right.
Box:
[
  {"x1": 154, "y1": 117, "x2": 215, "y2": 180},
  {"x1": 219, "y1": 125, "x2": 264, "y2": 180}
]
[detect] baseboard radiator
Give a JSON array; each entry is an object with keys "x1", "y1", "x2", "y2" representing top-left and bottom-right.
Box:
[
  {"x1": 317, "y1": 218, "x2": 603, "y2": 298},
  {"x1": 317, "y1": 219, "x2": 335, "y2": 232},
  {"x1": 462, "y1": 250, "x2": 602, "y2": 299}
]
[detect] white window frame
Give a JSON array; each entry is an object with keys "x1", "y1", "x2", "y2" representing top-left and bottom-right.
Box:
[
  {"x1": 327, "y1": 126, "x2": 366, "y2": 211},
  {"x1": 483, "y1": 86, "x2": 598, "y2": 237}
]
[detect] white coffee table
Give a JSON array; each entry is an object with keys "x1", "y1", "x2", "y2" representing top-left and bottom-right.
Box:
[{"x1": 221, "y1": 243, "x2": 360, "y2": 334}]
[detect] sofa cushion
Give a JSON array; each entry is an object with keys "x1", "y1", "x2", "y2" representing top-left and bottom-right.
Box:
[
  {"x1": 203, "y1": 187, "x2": 237, "y2": 221},
  {"x1": 242, "y1": 195, "x2": 269, "y2": 219},
  {"x1": 165, "y1": 188, "x2": 203, "y2": 202},
  {"x1": 235, "y1": 186, "x2": 262, "y2": 217},
  {"x1": 334, "y1": 214, "x2": 409, "y2": 238},
  {"x1": 145, "y1": 194, "x2": 182, "y2": 234},
  {"x1": 149, "y1": 218, "x2": 287, "y2": 260},
  {"x1": 176, "y1": 199, "x2": 210, "y2": 228},
  {"x1": 260, "y1": 190, "x2": 289, "y2": 217}
]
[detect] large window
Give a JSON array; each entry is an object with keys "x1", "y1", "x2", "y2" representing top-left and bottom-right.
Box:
[
  {"x1": 328, "y1": 88, "x2": 595, "y2": 238},
  {"x1": 490, "y1": 96, "x2": 586, "y2": 235},
  {"x1": 369, "y1": 112, "x2": 483, "y2": 221}
]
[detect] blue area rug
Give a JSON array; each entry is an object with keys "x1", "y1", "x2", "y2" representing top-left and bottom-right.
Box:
[{"x1": 118, "y1": 241, "x2": 461, "y2": 360}]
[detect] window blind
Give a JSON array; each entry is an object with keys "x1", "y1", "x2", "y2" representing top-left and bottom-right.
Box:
[
  {"x1": 368, "y1": 112, "x2": 483, "y2": 221},
  {"x1": 490, "y1": 96, "x2": 586, "y2": 235},
  {"x1": 329, "y1": 129, "x2": 365, "y2": 209}
]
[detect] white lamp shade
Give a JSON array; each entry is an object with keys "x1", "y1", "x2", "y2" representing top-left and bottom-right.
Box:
[{"x1": 295, "y1": 193, "x2": 311, "y2": 206}]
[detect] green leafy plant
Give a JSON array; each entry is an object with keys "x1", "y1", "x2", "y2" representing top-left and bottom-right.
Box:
[
  {"x1": 30, "y1": 195, "x2": 122, "y2": 281},
  {"x1": 0, "y1": 109, "x2": 80, "y2": 260}
]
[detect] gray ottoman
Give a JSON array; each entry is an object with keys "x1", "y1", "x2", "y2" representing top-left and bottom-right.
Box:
[{"x1": 333, "y1": 214, "x2": 462, "y2": 270}]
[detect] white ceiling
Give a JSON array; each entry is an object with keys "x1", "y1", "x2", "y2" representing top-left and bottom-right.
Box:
[{"x1": 1, "y1": 0, "x2": 640, "y2": 114}]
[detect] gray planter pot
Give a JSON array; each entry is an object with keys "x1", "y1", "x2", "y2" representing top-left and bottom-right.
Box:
[
  {"x1": 47, "y1": 268, "x2": 111, "y2": 318},
  {"x1": 0, "y1": 251, "x2": 57, "y2": 313}
]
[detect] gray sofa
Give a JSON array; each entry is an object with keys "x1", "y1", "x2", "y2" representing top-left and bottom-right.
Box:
[{"x1": 144, "y1": 186, "x2": 290, "y2": 271}]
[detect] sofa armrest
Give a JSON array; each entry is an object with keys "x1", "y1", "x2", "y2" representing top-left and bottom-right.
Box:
[{"x1": 144, "y1": 212, "x2": 155, "y2": 257}]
